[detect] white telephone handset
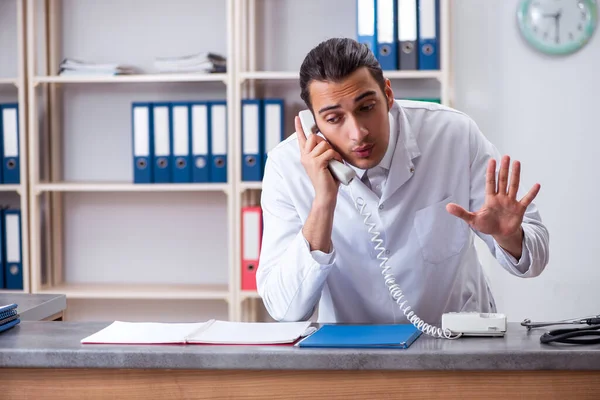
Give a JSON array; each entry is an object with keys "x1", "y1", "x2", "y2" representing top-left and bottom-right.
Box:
[{"x1": 298, "y1": 110, "x2": 356, "y2": 185}]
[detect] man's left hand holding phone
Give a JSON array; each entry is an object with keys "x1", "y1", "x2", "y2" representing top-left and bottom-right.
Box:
[{"x1": 295, "y1": 113, "x2": 344, "y2": 254}]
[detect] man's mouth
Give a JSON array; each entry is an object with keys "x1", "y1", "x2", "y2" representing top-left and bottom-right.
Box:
[{"x1": 353, "y1": 144, "x2": 374, "y2": 158}]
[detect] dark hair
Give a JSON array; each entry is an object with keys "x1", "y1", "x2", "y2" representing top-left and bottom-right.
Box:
[{"x1": 299, "y1": 38, "x2": 386, "y2": 111}]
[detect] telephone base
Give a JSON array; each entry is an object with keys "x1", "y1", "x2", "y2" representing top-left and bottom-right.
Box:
[{"x1": 441, "y1": 312, "x2": 507, "y2": 337}]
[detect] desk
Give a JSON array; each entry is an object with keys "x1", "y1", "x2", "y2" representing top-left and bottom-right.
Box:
[
  {"x1": 0, "y1": 322, "x2": 599, "y2": 399},
  {"x1": 0, "y1": 293, "x2": 66, "y2": 321}
]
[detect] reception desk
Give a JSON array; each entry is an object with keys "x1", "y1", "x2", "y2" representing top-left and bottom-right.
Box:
[{"x1": 0, "y1": 321, "x2": 599, "y2": 399}]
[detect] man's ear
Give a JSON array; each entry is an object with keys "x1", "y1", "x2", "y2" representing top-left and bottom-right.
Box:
[{"x1": 384, "y1": 79, "x2": 394, "y2": 110}]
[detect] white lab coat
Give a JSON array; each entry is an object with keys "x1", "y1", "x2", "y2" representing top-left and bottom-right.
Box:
[{"x1": 257, "y1": 100, "x2": 549, "y2": 325}]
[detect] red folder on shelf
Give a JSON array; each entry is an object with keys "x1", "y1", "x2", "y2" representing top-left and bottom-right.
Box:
[{"x1": 241, "y1": 206, "x2": 262, "y2": 291}]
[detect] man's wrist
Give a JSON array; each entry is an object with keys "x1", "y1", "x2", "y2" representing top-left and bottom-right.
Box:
[{"x1": 494, "y1": 227, "x2": 524, "y2": 260}]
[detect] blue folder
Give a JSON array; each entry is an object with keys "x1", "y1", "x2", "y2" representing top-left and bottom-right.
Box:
[{"x1": 297, "y1": 324, "x2": 422, "y2": 349}]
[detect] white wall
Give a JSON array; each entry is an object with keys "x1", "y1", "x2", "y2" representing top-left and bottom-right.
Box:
[{"x1": 453, "y1": 0, "x2": 600, "y2": 322}]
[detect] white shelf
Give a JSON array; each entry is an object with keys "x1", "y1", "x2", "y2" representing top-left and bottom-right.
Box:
[
  {"x1": 0, "y1": 78, "x2": 18, "y2": 86},
  {"x1": 240, "y1": 290, "x2": 261, "y2": 300},
  {"x1": 36, "y1": 283, "x2": 230, "y2": 300},
  {"x1": 0, "y1": 289, "x2": 27, "y2": 294},
  {"x1": 33, "y1": 73, "x2": 229, "y2": 84},
  {"x1": 33, "y1": 182, "x2": 230, "y2": 193},
  {"x1": 0, "y1": 184, "x2": 22, "y2": 192},
  {"x1": 239, "y1": 181, "x2": 263, "y2": 192},
  {"x1": 240, "y1": 70, "x2": 442, "y2": 81}
]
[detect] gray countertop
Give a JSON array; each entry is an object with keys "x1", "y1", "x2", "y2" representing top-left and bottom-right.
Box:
[
  {"x1": 0, "y1": 293, "x2": 66, "y2": 321},
  {"x1": 1, "y1": 321, "x2": 599, "y2": 370}
]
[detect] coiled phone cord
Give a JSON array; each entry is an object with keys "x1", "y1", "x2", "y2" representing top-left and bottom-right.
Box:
[{"x1": 354, "y1": 196, "x2": 461, "y2": 339}]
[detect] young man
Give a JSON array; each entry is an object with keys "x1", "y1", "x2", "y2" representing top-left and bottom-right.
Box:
[{"x1": 256, "y1": 38, "x2": 549, "y2": 328}]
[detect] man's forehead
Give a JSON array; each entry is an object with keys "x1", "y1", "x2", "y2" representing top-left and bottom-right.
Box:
[{"x1": 309, "y1": 69, "x2": 379, "y2": 106}]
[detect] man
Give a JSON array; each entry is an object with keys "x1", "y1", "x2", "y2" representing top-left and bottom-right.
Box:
[{"x1": 256, "y1": 38, "x2": 549, "y2": 329}]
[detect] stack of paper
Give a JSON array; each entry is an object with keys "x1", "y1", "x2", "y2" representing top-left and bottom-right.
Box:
[
  {"x1": 80, "y1": 319, "x2": 313, "y2": 345},
  {"x1": 153, "y1": 52, "x2": 227, "y2": 74},
  {"x1": 58, "y1": 58, "x2": 138, "y2": 76},
  {"x1": 0, "y1": 303, "x2": 20, "y2": 333}
]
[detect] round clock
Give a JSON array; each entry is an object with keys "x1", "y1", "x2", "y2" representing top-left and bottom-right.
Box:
[{"x1": 517, "y1": 0, "x2": 598, "y2": 55}]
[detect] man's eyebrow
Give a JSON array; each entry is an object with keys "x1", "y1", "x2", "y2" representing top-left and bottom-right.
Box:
[{"x1": 317, "y1": 90, "x2": 378, "y2": 114}]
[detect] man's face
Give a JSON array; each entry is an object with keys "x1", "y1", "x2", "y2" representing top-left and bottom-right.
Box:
[{"x1": 308, "y1": 67, "x2": 394, "y2": 170}]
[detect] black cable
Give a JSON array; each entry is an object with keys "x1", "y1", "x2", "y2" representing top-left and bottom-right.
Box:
[{"x1": 540, "y1": 324, "x2": 600, "y2": 345}]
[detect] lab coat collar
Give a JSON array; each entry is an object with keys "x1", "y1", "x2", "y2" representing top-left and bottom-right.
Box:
[{"x1": 381, "y1": 100, "x2": 421, "y2": 202}]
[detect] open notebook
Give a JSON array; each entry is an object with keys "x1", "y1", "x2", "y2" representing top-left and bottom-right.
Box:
[{"x1": 80, "y1": 319, "x2": 313, "y2": 345}]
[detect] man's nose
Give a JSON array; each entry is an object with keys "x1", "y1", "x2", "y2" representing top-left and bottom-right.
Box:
[{"x1": 348, "y1": 117, "x2": 368, "y2": 142}]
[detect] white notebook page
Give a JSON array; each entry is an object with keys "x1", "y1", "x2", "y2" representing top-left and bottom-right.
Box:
[
  {"x1": 186, "y1": 320, "x2": 312, "y2": 344},
  {"x1": 80, "y1": 321, "x2": 209, "y2": 344}
]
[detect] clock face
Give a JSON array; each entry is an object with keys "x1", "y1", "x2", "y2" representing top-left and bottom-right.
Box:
[{"x1": 517, "y1": 0, "x2": 598, "y2": 55}]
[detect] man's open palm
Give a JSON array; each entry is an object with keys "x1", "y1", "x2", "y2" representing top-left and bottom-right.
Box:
[{"x1": 446, "y1": 156, "x2": 541, "y2": 238}]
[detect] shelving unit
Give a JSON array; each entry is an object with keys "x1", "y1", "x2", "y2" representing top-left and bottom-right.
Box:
[
  {"x1": 233, "y1": 0, "x2": 453, "y2": 322},
  {"x1": 5, "y1": 0, "x2": 453, "y2": 322},
  {"x1": 24, "y1": 0, "x2": 239, "y2": 320},
  {"x1": 0, "y1": 0, "x2": 30, "y2": 294}
]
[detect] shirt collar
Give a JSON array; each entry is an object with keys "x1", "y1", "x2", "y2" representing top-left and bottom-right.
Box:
[{"x1": 348, "y1": 102, "x2": 399, "y2": 180}]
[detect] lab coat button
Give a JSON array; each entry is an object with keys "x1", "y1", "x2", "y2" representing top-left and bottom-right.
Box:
[
  {"x1": 410, "y1": 167, "x2": 415, "y2": 173},
  {"x1": 379, "y1": 204, "x2": 384, "y2": 210},
  {"x1": 385, "y1": 250, "x2": 390, "y2": 255}
]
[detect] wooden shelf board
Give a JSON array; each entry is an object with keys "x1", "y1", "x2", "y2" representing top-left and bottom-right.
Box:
[
  {"x1": 0, "y1": 78, "x2": 18, "y2": 86},
  {"x1": 240, "y1": 290, "x2": 261, "y2": 300},
  {"x1": 239, "y1": 182, "x2": 263, "y2": 192},
  {"x1": 0, "y1": 184, "x2": 22, "y2": 192},
  {"x1": 36, "y1": 283, "x2": 230, "y2": 300},
  {"x1": 34, "y1": 182, "x2": 230, "y2": 193},
  {"x1": 33, "y1": 73, "x2": 228, "y2": 84}
]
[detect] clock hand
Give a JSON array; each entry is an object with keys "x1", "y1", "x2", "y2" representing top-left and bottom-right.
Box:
[{"x1": 555, "y1": 10, "x2": 562, "y2": 44}]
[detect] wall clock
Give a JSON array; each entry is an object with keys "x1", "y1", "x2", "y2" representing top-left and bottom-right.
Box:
[{"x1": 517, "y1": 0, "x2": 598, "y2": 55}]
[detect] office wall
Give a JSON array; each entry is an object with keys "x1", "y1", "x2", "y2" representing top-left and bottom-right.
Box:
[{"x1": 453, "y1": 0, "x2": 600, "y2": 322}]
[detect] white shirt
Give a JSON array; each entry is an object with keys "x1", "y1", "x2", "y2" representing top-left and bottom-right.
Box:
[{"x1": 257, "y1": 100, "x2": 549, "y2": 325}]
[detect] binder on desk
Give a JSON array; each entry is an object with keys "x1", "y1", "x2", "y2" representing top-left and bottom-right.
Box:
[
  {"x1": 0, "y1": 303, "x2": 20, "y2": 333},
  {"x1": 296, "y1": 324, "x2": 422, "y2": 349},
  {"x1": 241, "y1": 99, "x2": 263, "y2": 182},
  {"x1": 241, "y1": 206, "x2": 262, "y2": 291},
  {"x1": 417, "y1": 0, "x2": 439, "y2": 70},
  {"x1": 398, "y1": 0, "x2": 418, "y2": 70},
  {"x1": 357, "y1": 0, "x2": 377, "y2": 53},
  {"x1": 171, "y1": 102, "x2": 192, "y2": 183},
  {"x1": 376, "y1": 0, "x2": 398, "y2": 70},
  {"x1": 262, "y1": 98, "x2": 284, "y2": 171},
  {"x1": 190, "y1": 102, "x2": 210, "y2": 183},
  {"x1": 152, "y1": 102, "x2": 172, "y2": 183},
  {"x1": 132, "y1": 102, "x2": 153, "y2": 184},
  {"x1": 209, "y1": 101, "x2": 227, "y2": 183},
  {"x1": 1, "y1": 104, "x2": 20, "y2": 184},
  {"x1": 2, "y1": 209, "x2": 23, "y2": 290}
]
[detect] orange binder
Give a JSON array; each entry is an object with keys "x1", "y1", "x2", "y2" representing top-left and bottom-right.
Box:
[{"x1": 241, "y1": 206, "x2": 263, "y2": 291}]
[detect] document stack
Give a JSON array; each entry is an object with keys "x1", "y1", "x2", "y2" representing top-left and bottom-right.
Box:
[
  {"x1": 154, "y1": 52, "x2": 227, "y2": 74},
  {"x1": 58, "y1": 58, "x2": 138, "y2": 76},
  {"x1": 0, "y1": 303, "x2": 19, "y2": 334}
]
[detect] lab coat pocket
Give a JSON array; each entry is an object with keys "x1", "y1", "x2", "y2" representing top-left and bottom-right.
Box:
[{"x1": 414, "y1": 195, "x2": 468, "y2": 265}]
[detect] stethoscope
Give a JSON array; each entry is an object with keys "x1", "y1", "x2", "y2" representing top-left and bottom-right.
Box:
[{"x1": 521, "y1": 314, "x2": 600, "y2": 345}]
